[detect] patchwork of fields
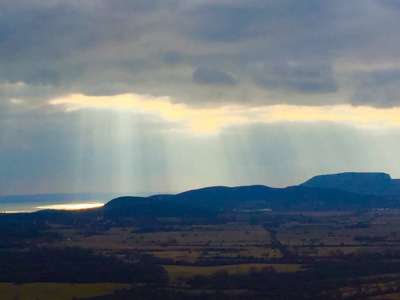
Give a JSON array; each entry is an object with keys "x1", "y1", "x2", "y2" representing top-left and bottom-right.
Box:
[{"x1": 3, "y1": 209, "x2": 400, "y2": 299}]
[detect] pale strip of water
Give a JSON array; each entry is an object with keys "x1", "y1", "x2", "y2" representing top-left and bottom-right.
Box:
[{"x1": 0, "y1": 194, "x2": 114, "y2": 213}]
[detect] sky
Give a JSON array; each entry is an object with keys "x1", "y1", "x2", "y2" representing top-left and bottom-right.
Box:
[{"x1": 1, "y1": 0, "x2": 400, "y2": 195}]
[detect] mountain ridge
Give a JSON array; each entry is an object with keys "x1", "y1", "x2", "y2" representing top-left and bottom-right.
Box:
[{"x1": 104, "y1": 173, "x2": 400, "y2": 217}]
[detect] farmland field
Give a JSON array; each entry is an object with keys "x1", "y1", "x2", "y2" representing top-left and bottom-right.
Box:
[
  {"x1": 0, "y1": 283, "x2": 130, "y2": 300},
  {"x1": 165, "y1": 263, "x2": 302, "y2": 281}
]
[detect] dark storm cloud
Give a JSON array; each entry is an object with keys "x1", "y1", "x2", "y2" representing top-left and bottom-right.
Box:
[
  {"x1": 161, "y1": 51, "x2": 184, "y2": 65},
  {"x1": 254, "y1": 63, "x2": 337, "y2": 94},
  {"x1": 351, "y1": 69, "x2": 400, "y2": 107},
  {"x1": 380, "y1": 0, "x2": 400, "y2": 10},
  {"x1": 192, "y1": 67, "x2": 237, "y2": 86},
  {"x1": 0, "y1": 0, "x2": 400, "y2": 107},
  {"x1": 181, "y1": 0, "x2": 332, "y2": 42},
  {"x1": 0, "y1": 0, "x2": 170, "y2": 89}
]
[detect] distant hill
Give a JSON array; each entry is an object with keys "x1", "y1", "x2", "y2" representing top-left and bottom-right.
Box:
[
  {"x1": 104, "y1": 184, "x2": 400, "y2": 218},
  {"x1": 302, "y1": 172, "x2": 400, "y2": 196}
]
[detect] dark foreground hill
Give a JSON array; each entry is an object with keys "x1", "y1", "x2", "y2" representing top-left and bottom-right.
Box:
[{"x1": 104, "y1": 173, "x2": 400, "y2": 218}]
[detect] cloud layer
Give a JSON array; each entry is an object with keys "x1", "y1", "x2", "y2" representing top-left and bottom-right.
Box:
[{"x1": 1, "y1": 0, "x2": 400, "y2": 107}]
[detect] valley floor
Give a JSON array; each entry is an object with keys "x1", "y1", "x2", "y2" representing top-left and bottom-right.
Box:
[{"x1": 3, "y1": 208, "x2": 400, "y2": 299}]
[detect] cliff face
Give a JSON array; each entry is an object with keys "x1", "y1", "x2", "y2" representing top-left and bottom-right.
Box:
[{"x1": 302, "y1": 172, "x2": 400, "y2": 196}]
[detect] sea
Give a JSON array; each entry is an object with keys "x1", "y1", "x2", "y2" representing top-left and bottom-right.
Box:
[{"x1": 0, "y1": 193, "x2": 117, "y2": 213}]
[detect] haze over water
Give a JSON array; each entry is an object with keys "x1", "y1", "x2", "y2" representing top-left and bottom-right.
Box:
[{"x1": 0, "y1": 196, "x2": 106, "y2": 213}]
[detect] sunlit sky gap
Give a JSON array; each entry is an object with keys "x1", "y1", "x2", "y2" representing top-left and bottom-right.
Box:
[{"x1": 50, "y1": 93, "x2": 400, "y2": 134}]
